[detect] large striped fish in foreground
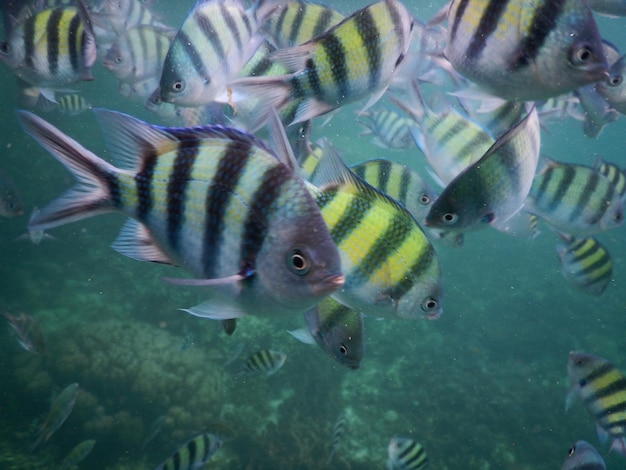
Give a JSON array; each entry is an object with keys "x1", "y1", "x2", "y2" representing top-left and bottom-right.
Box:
[
  {"x1": 309, "y1": 140, "x2": 443, "y2": 321},
  {"x1": 425, "y1": 106, "x2": 540, "y2": 232},
  {"x1": 556, "y1": 233, "x2": 612, "y2": 296},
  {"x1": 445, "y1": 0, "x2": 608, "y2": 101},
  {"x1": 561, "y1": 440, "x2": 605, "y2": 470},
  {"x1": 154, "y1": 432, "x2": 222, "y2": 470},
  {"x1": 18, "y1": 110, "x2": 344, "y2": 321},
  {"x1": 230, "y1": 0, "x2": 414, "y2": 127},
  {"x1": 0, "y1": 0, "x2": 96, "y2": 98},
  {"x1": 567, "y1": 351, "x2": 626, "y2": 457}
]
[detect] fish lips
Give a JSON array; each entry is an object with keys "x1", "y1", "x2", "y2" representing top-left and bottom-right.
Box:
[{"x1": 313, "y1": 273, "x2": 345, "y2": 296}]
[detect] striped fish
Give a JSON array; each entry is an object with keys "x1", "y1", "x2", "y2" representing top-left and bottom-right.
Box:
[
  {"x1": 0, "y1": 0, "x2": 96, "y2": 91},
  {"x1": 309, "y1": 139, "x2": 442, "y2": 321},
  {"x1": 18, "y1": 110, "x2": 343, "y2": 321},
  {"x1": 155, "y1": 0, "x2": 270, "y2": 107},
  {"x1": 561, "y1": 440, "x2": 605, "y2": 470},
  {"x1": 326, "y1": 411, "x2": 347, "y2": 464},
  {"x1": 387, "y1": 437, "x2": 428, "y2": 470},
  {"x1": 556, "y1": 233, "x2": 612, "y2": 296},
  {"x1": 230, "y1": 0, "x2": 414, "y2": 127},
  {"x1": 103, "y1": 25, "x2": 172, "y2": 84},
  {"x1": 567, "y1": 351, "x2": 626, "y2": 457},
  {"x1": 262, "y1": 0, "x2": 344, "y2": 49},
  {"x1": 359, "y1": 109, "x2": 416, "y2": 149},
  {"x1": 594, "y1": 157, "x2": 626, "y2": 202},
  {"x1": 56, "y1": 93, "x2": 92, "y2": 115},
  {"x1": 234, "y1": 349, "x2": 287, "y2": 378},
  {"x1": 525, "y1": 160, "x2": 624, "y2": 235},
  {"x1": 100, "y1": 0, "x2": 170, "y2": 35},
  {"x1": 445, "y1": 0, "x2": 608, "y2": 101},
  {"x1": 425, "y1": 106, "x2": 541, "y2": 232},
  {"x1": 154, "y1": 432, "x2": 222, "y2": 470},
  {"x1": 304, "y1": 297, "x2": 364, "y2": 369}
]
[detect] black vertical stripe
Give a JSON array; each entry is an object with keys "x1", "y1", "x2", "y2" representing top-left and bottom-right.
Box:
[
  {"x1": 320, "y1": 34, "x2": 349, "y2": 99},
  {"x1": 47, "y1": 8, "x2": 65, "y2": 75},
  {"x1": 377, "y1": 159, "x2": 391, "y2": 194},
  {"x1": 195, "y1": 12, "x2": 226, "y2": 68},
  {"x1": 135, "y1": 146, "x2": 158, "y2": 221},
  {"x1": 172, "y1": 447, "x2": 181, "y2": 470},
  {"x1": 313, "y1": 9, "x2": 334, "y2": 38},
  {"x1": 329, "y1": 194, "x2": 373, "y2": 244},
  {"x1": 177, "y1": 30, "x2": 209, "y2": 81},
  {"x1": 202, "y1": 433, "x2": 210, "y2": 463},
  {"x1": 239, "y1": 165, "x2": 291, "y2": 274},
  {"x1": 547, "y1": 166, "x2": 575, "y2": 211},
  {"x1": 588, "y1": 179, "x2": 616, "y2": 226},
  {"x1": 354, "y1": 7, "x2": 380, "y2": 90},
  {"x1": 510, "y1": 0, "x2": 566, "y2": 69},
  {"x1": 220, "y1": 4, "x2": 242, "y2": 53},
  {"x1": 399, "y1": 167, "x2": 410, "y2": 206},
  {"x1": 466, "y1": 0, "x2": 510, "y2": 61},
  {"x1": 450, "y1": 0, "x2": 470, "y2": 43},
  {"x1": 187, "y1": 438, "x2": 197, "y2": 468},
  {"x1": 273, "y1": 5, "x2": 289, "y2": 40},
  {"x1": 167, "y1": 138, "x2": 199, "y2": 251},
  {"x1": 201, "y1": 140, "x2": 251, "y2": 278},
  {"x1": 395, "y1": 245, "x2": 435, "y2": 303},
  {"x1": 24, "y1": 16, "x2": 36, "y2": 70},
  {"x1": 288, "y1": 3, "x2": 306, "y2": 46},
  {"x1": 569, "y1": 172, "x2": 599, "y2": 223},
  {"x1": 68, "y1": 12, "x2": 81, "y2": 72},
  {"x1": 304, "y1": 58, "x2": 323, "y2": 98}
]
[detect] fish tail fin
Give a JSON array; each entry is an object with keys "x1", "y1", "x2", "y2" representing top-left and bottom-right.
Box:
[
  {"x1": 17, "y1": 110, "x2": 120, "y2": 232},
  {"x1": 227, "y1": 76, "x2": 293, "y2": 130}
]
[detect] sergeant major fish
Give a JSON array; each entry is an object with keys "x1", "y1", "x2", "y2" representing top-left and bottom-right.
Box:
[
  {"x1": 445, "y1": 0, "x2": 608, "y2": 101},
  {"x1": 154, "y1": 432, "x2": 222, "y2": 470},
  {"x1": 18, "y1": 110, "x2": 343, "y2": 321},
  {"x1": 234, "y1": 349, "x2": 287, "y2": 378},
  {"x1": 387, "y1": 437, "x2": 428, "y2": 470},
  {"x1": 556, "y1": 233, "x2": 612, "y2": 296}
]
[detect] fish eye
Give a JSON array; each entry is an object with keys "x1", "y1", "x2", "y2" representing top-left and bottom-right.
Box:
[
  {"x1": 609, "y1": 75, "x2": 623, "y2": 87},
  {"x1": 568, "y1": 445, "x2": 576, "y2": 457},
  {"x1": 339, "y1": 344, "x2": 348, "y2": 355},
  {"x1": 421, "y1": 297, "x2": 438, "y2": 312},
  {"x1": 115, "y1": 56, "x2": 122, "y2": 64},
  {"x1": 0, "y1": 41, "x2": 9, "y2": 53},
  {"x1": 570, "y1": 44, "x2": 593, "y2": 65},
  {"x1": 441, "y1": 213, "x2": 458, "y2": 225},
  {"x1": 172, "y1": 80, "x2": 185, "y2": 92},
  {"x1": 419, "y1": 194, "x2": 431, "y2": 205},
  {"x1": 287, "y1": 248, "x2": 310, "y2": 275},
  {"x1": 614, "y1": 210, "x2": 623, "y2": 223}
]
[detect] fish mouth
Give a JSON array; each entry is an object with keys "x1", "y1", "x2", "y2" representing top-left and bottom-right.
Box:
[{"x1": 314, "y1": 273, "x2": 345, "y2": 295}]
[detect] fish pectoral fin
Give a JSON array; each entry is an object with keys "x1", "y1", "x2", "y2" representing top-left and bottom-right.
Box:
[
  {"x1": 161, "y1": 270, "x2": 251, "y2": 287},
  {"x1": 180, "y1": 301, "x2": 248, "y2": 320},
  {"x1": 112, "y1": 219, "x2": 177, "y2": 266}
]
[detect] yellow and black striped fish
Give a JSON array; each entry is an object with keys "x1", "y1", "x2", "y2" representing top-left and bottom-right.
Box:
[
  {"x1": 556, "y1": 233, "x2": 612, "y2": 296},
  {"x1": 0, "y1": 0, "x2": 96, "y2": 89},
  {"x1": 155, "y1": 432, "x2": 222, "y2": 470},
  {"x1": 387, "y1": 437, "x2": 428, "y2": 470},
  {"x1": 56, "y1": 93, "x2": 92, "y2": 115},
  {"x1": 594, "y1": 157, "x2": 626, "y2": 202},
  {"x1": 445, "y1": 0, "x2": 608, "y2": 101},
  {"x1": 234, "y1": 349, "x2": 287, "y2": 378},
  {"x1": 18, "y1": 110, "x2": 343, "y2": 321},
  {"x1": 567, "y1": 351, "x2": 626, "y2": 457},
  {"x1": 358, "y1": 108, "x2": 415, "y2": 149}
]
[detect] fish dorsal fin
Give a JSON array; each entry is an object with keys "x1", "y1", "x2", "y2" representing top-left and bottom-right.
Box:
[
  {"x1": 111, "y1": 218, "x2": 177, "y2": 266},
  {"x1": 266, "y1": 107, "x2": 300, "y2": 172}
]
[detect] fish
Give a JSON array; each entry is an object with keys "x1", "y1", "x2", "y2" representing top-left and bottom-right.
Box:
[
  {"x1": 525, "y1": 160, "x2": 624, "y2": 236},
  {"x1": 57, "y1": 439, "x2": 96, "y2": 470},
  {"x1": 30, "y1": 383, "x2": 79, "y2": 451},
  {"x1": 154, "y1": 0, "x2": 271, "y2": 107},
  {"x1": 230, "y1": 0, "x2": 414, "y2": 127},
  {"x1": 234, "y1": 349, "x2": 287, "y2": 378},
  {"x1": 596, "y1": 54, "x2": 626, "y2": 115},
  {"x1": 308, "y1": 139, "x2": 443, "y2": 321},
  {"x1": 425, "y1": 106, "x2": 540, "y2": 232},
  {"x1": 0, "y1": 167, "x2": 24, "y2": 217},
  {"x1": 561, "y1": 440, "x2": 605, "y2": 470},
  {"x1": 359, "y1": 109, "x2": 416, "y2": 149},
  {"x1": 140, "y1": 415, "x2": 166, "y2": 453},
  {"x1": 18, "y1": 109, "x2": 344, "y2": 321},
  {"x1": 98, "y1": 0, "x2": 170, "y2": 36},
  {"x1": 14, "y1": 207, "x2": 56, "y2": 245},
  {"x1": 56, "y1": 94, "x2": 92, "y2": 116},
  {"x1": 154, "y1": 432, "x2": 222, "y2": 470},
  {"x1": 103, "y1": 25, "x2": 172, "y2": 84},
  {"x1": 304, "y1": 297, "x2": 364, "y2": 369},
  {"x1": 588, "y1": 0, "x2": 626, "y2": 16},
  {"x1": 262, "y1": 0, "x2": 345, "y2": 49},
  {"x1": 444, "y1": 0, "x2": 608, "y2": 101},
  {"x1": 387, "y1": 437, "x2": 428, "y2": 470},
  {"x1": 556, "y1": 233, "x2": 612, "y2": 296},
  {"x1": 573, "y1": 84, "x2": 619, "y2": 138},
  {"x1": 0, "y1": 1, "x2": 97, "y2": 98},
  {"x1": 326, "y1": 411, "x2": 346, "y2": 465},
  {"x1": 566, "y1": 351, "x2": 626, "y2": 456},
  {"x1": 594, "y1": 157, "x2": 626, "y2": 202},
  {"x1": 2, "y1": 311, "x2": 45, "y2": 354}
]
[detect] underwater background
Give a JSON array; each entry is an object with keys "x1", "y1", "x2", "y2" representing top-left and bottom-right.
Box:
[{"x1": 1, "y1": 0, "x2": 626, "y2": 469}]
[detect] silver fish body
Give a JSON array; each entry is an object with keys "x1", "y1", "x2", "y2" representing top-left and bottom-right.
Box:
[
  {"x1": 561, "y1": 440, "x2": 605, "y2": 470},
  {"x1": 30, "y1": 383, "x2": 79, "y2": 451},
  {"x1": 445, "y1": 0, "x2": 608, "y2": 101},
  {"x1": 58, "y1": 439, "x2": 96, "y2": 470},
  {"x1": 596, "y1": 53, "x2": 626, "y2": 114}
]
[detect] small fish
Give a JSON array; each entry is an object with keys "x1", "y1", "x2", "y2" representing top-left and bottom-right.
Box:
[
  {"x1": 57, "y1": 439, "x2": 96, "y2": 470},
  {"x1": 387, "y1": 437, "x2": 428, "y2": 470},
  {"x1": 230, "y1": 0, "x2": 414, "y2": 126},
  {"x1": 525, "y1": 160, "x2": 624, "y2": 236},
  {"x1": 0, "y1": 1, "x2": 97, "y2": 93},
  {"x1": 14, "y1": 207, "x2": 56, "y2": 245},
  {"x1": 140, "y1": 415, "x2": 166, "y2": 453},
  {"x1": 2, "y1": 311, "x2": 45, "y2": 354},
  {"x1": 573, "y1": 84, "x2": 619, "y2": 138},
  {"x1": 445, "y1": 0, "x2": 608, "y2": 101},
  {"x1": 596, "y1": 54, "x2": 626, "y2": 115},
  {"x1": 556, "y1": 233, "x2": 612, "y2": 296},
  {"x1": 0, "y1": 167, "x2": 24, "y2": 217},
  {"x1": 154, "y1": 432, "x2": 222, "y2": 470},
  {"x1": 234, "y1": 349, "x2": 287, "y2": 378},
  {"x1": 98, "y1": 0, "x2": 170, "y2": 35},
  {"x1": 567, "y1": 352, "x2": 626, "y2": 456},
  {"x1": 30, "y1": 383, "x2": 79, "y2": 451},
  {"x1": 18, "y1": 110, "x2": 343, "y2": 321},
  {"x1": 304, "y1": 297, "x2": 364, "y2": 369},
  {"x1": 326, "y1": 411, "x2": 346, "y2": 465},
  {"x1": 56, "y1": 94, "x2": 92, "y2": 116},
  {"x1": 262, "y1": 0, "x2": 345, "y2": 49},
  {"x1": 359, "y1": 109, "x2": 415, "y2": 149},
  {"x1": 594, "y1": 157, "x2": 626, "y2": 202},
  {"x1": 425, "y1": 106, "x2": 540, "y2": 232},
  {"x1": 561, "y1": 440, "x2": 605, "y2": 470}
]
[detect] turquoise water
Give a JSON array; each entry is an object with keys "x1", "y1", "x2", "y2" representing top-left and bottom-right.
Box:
[{"x1": 1, "y1": 1, "x2": 626, "y2": 468}]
